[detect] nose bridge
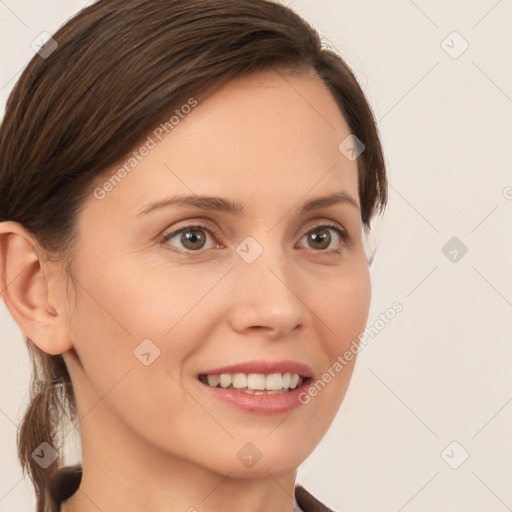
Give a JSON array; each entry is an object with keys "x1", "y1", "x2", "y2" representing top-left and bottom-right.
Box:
[{"x1": 229, "y1": 232, "x2": 305, "y2": 336}]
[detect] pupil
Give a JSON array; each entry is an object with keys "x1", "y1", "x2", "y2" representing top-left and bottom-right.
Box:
[
  {"x1": 311, "y1": 230, "x2": 330, "y2": 249},
  {"x1": 184, "y1": 228, "x2": 205, "y2": 249}
]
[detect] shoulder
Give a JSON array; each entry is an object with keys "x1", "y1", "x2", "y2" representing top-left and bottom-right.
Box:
[
  {"x1": 48, "y1": 464, "x2": 82, "y2": 509},
  {"x1": 294, "y1": 484, "x2": 336, "y2": 512}
]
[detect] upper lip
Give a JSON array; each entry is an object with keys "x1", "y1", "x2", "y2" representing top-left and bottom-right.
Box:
[{"x1": 198, "y1": 360, "x2": 313, "y2": 378}]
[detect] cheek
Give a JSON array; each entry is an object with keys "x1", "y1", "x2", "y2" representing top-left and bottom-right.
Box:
[
  {"x1": 318, "y1": 260, "x2": 372, "y2": 356},
  {"x1": 73, "y1": 255, "x2": 205, "y2": 345},
  {"x1": 68, "y1": 262, "x2": 204, "y2": 449},
  {"x1": 302, "y1": 260, "x2": 371, "y2": 419},
  {"x1": 68, "y1": 253, "x2": 222, "y2": 403}
]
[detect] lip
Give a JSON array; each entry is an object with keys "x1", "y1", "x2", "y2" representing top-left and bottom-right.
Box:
[
  {"x1": 198, "y1": 360, "x2": 313, "y2": 378},
  {"x1": 196, "y1": 359, "x2": 313, "y2": 415},
  {"x1": 197, "y1": 375, "x2": 313, "y2": 415}
]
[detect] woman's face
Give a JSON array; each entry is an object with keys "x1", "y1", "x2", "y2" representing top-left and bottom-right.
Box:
[{"x1": 60, "y1": 68, "x2": 371, "y2": 477}]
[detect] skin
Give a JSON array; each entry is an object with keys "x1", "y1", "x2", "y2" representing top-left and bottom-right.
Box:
[{"x1": 0, "y1": 68, "x2": 371, "y2": 512}]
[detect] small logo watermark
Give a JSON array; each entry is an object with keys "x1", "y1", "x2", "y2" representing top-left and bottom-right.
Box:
[
  {"x1": 31, "y1": 442, "x2": 58, "y2": 468},
  {"x1": 31, "y1": 32, "x2": 58, "y2": 59},
  {"x1": 441, "y1": 31, "x2": 469, "y2": 59},
  {"x1": 441, "y1": 441, "x2": 469, "y2": 469},
  {"x1": 235, "y1": 236, "x2": 264, "y2": 263},
  {"x1": 133, "y1": 338, "x2": 161, "y2": 366},
  {"x1": 338, "y1": 134, "x2": 365, "y2": 161},
  {"x1": 441, "y1": 237, "x2": 468, "y2": 263},
  {"x1": 236, "y1": 442, "x2": 262, "y2": 468}
]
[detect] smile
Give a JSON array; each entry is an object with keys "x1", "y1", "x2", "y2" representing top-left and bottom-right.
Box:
[{"x1": 198, "y1": 372, "x2": 304, "y2": 394}]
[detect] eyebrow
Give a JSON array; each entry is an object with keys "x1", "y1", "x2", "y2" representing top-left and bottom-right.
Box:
[{"x1": 136, "y1": 191, "x2": 360, "y2": 218}]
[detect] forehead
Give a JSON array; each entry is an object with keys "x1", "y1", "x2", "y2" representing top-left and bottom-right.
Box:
[{"x1": 87, "y1": 69, "x2": 359, "y2": 221}]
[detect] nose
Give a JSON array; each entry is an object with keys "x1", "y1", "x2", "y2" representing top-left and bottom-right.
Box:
[{"x1": 226, "y1": 241, "x2": 306, "y2": 340}]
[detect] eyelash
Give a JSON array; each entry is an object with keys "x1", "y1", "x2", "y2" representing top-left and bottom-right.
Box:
[{"x1": 159, "y1": 221, "x2": 350, "y2": 256}]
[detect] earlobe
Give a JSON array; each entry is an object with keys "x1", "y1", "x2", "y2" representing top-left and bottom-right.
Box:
[{"x1": 0, "y1": 221, "x2": 73, "y2": 355}]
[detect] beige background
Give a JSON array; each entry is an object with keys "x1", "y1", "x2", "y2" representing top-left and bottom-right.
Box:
[{"x1": 1, "y1": 1, "x2": 511, "y2": 510}]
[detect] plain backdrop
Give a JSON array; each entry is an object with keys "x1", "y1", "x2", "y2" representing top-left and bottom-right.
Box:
[{"x1": 1, "y1": 1, "x2": 511, "y2": 511}]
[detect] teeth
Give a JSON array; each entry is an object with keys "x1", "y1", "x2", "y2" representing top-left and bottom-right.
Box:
[
  {"x1": 247, "y1": 374, "x2": 266, "y2": 390},
  {"x1": 207, "y1": 375, "x2": 220, "y2": 387},
  {"x1": 232, "y1": 373, "x2": 248, "y2": 388},
  {"x1": 219, "y1": 374, "x2": 232, "y2": 388},
  {"x1": 265, "y1": 373, "x2": 283, "y2": 390},
  {"x1": 201, "y1": 372, "x2": 305, "y2": 392}
]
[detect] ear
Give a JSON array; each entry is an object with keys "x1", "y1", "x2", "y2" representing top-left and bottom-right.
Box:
[{"x1": 0, "y1": 221, "x2": 73, "y2": 355}]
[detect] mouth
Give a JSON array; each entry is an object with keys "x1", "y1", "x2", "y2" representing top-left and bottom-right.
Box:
[
  {"x1": 198, "y1": 372, "x2": 310, "y2": 394},
  {"x1": 195, "y1": 360, "x2": 314, "y2": 414}
]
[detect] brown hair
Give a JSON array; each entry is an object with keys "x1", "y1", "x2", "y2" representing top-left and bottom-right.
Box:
[{"x1": 0, "y1": 0, "x2": 387, "y2": 510}]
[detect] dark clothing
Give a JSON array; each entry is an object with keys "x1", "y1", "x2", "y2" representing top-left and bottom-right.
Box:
[{"x1": 49, "y1": 465, "x2": 334, "y2": 511}]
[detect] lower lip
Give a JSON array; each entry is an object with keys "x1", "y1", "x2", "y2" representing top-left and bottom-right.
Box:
[{"x1": 197, "y1": 378, "x2": 312, "y2": 414}]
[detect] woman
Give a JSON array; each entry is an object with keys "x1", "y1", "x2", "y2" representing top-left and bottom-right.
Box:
[{"x1": 0, "y1": 0, "x2": 387, "y2": 511}]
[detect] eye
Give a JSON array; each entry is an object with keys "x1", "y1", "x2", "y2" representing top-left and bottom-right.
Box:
[
  {"x1": 162, "y1": 225, "x2": 219, "y2": 252},
  {"x1": 160, "y1": 222, "x2": 349, "y2": 255},
  {"x1": 297, "y1": 224, "x2": 348, "y2": 253}
]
